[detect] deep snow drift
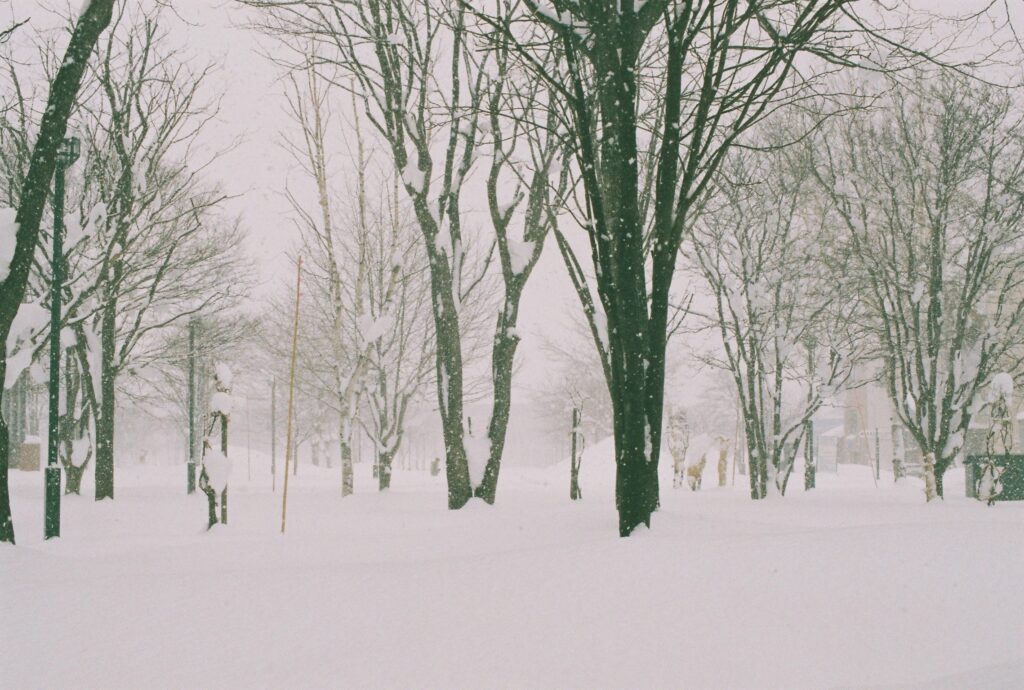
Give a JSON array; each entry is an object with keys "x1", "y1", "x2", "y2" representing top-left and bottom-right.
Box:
[{"x1": 2, "y1": 442, "x2": 1022, "y2": 690}]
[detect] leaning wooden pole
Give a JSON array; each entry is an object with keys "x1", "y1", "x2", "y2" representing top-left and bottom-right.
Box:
[{"x1": 281, "y1": 257, "x2": 303, "y2": 534}]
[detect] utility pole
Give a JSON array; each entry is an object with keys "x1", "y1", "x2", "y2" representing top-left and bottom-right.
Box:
[
  {"x1": 44, "y1": 137, "x2": 79, "y2": 541},
  {"x1": 281, "y1": 257, "x2": 303, "y2": 534},
  {"x1": 187, "y1": 317, "x2": 197, "y2": 494}
]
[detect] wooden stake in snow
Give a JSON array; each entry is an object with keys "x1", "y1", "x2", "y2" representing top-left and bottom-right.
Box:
[{"x1": 281, "y1": 257, "x2": 303, "y2": 534}]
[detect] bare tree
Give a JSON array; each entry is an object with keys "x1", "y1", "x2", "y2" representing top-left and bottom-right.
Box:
[
  {"x1": 471, "y1": 0, "x2": 1000, "y2": 535},
  {"x1": 812, "y1": 71, "x2": 1024, "y2": 497},
  {"x1": 280, "y1": 60, "x2": 436, "y2": 494},
  {"x1": 247, "y1": 0, "x2": 563, "y2": 507},
  {"x1": 691, "y1": 145, "x2": 857, "y2": 498},
  {"x1": 58, "y1": 2, "x2": 244, "y2": 501},
  {"x1": 358, "y1": 186, "x2": 435, "y2": 490},
  {"x1": 0, "y1": 0, "x2": 115, "y2": 544},
  {"x1": 532, "y1": 305, "x2": 613, "y2": 444}
]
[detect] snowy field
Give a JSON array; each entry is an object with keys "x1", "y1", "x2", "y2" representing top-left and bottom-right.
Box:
[{"x1": 2, "y1": 443, "x2": 1023, "y2": 690}]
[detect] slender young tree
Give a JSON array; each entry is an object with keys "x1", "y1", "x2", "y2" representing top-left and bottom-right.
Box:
[{"x1": 281, "y1": 62, "x2": 434, "y2": 495}]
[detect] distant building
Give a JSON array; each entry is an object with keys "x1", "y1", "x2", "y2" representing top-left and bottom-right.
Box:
[{"x1": 2, "y1": 371, "x2": 43, "y2": 471}]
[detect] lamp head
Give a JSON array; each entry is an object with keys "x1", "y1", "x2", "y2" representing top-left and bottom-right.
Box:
[{"x1": 57, "y1": 137, "x2": 80, "y2": 168}]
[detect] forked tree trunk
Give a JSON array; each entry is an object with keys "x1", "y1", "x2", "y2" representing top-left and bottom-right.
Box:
[
  {"x1": 64, "y1": 461, "x2": 88, "y2": 495},
  {"x1": 202, "y1": 473, "x2": 219, "y2": 529}
]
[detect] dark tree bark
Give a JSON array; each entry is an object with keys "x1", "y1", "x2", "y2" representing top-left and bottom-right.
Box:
[
  {"x1": 59, "y1": 350, "x2": 90, "y2": 496},
  {"x1": 378, "y1": 452, "x2": 394, "y2": 491},
  {"x1": 934, "y1": 468, "x2": 945, "y2": 500},
  {"x1": 804, "y1": 420, "x2": 816, "y2": 491},
  {"x1": 65, "y1": 463, "x2": 87, "y2": 495},
  {"x1": 94, "y1": 299, "x2": 117, "y2": 500},
  {"x1": 201, "y1": 471, "x2": 218, "y2": 529},
  {"x1": 0, "y1": 0, "x2": 116, "y2": 544},
  {"x1": 506, "y1": 0, "x2": 865, "y2": 534},
  {"x1": 474, "y1": 293, "x2": 522, "y2": 504}
]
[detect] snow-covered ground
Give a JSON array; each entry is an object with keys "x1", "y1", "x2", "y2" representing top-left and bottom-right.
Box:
[{"x1": 2, "y1": 441, "x2": 1022, "y2": 689}]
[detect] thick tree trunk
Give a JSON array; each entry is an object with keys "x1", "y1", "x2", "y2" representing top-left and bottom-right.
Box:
[
  {"x1": 94, "y1": 303, "x2": 117, "y2": 501},
  {"x1": 431, "y1": 279, "x2": 471, "y2": 509},
  {"x1": 612, "y1": 378, "x2": 656, "y2": 536},
  {"x1": 585, "y1": 42, "x2": 662, "y2": 536},
  {"x1": 378, "y1": 452, "x2": 393, "y2": 491},
  {"x1": 934, "y1": 458, "x2": 949, "y2": 499},
  {"x1": 474, "y1": 300, "x2": 521, "y2": 504}
]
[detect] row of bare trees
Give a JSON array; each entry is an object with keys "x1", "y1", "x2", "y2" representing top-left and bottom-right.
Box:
[
  {"x1": 0, "y1": 1, "x2": 250, "y2": 543},
  {"x1": 246, "y1": 0, "x2": 1022, "y2": 534},
  {"x1": 679, "y1": 69, "x2": 1024, "y2": 501},
  {"x1": 0, "y1": 0, "x2": 117, "y2": 544},
  {"x1": 248, "y1": 0, "x2": 568, "y2": 508}
]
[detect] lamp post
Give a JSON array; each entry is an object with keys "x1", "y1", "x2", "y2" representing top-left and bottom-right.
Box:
[{"x1": 45, "y1": 136, "x2": 80, "y2": 540}]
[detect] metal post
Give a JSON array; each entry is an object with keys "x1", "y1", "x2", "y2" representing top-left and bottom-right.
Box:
[
  {"x1": 875, "y1": 428, "x2": 881, "y2": 480},
  {"x1": 271, "y1": 376, "x2": 277, "y2": 491},
  {"x1": 187, "y1": 318, "x2": 197, "y2": 494},
  {"x1": 246, "y1": 395, "x2": 252, "y2": 482},
  {"x1": 220, "y1": 393, "x2": 228, "y2": 525},
  {"x1": 44, "y1": 137, "x2": 79, "y2": 540}
]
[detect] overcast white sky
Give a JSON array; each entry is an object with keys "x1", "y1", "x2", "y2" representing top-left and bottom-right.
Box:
[{"x1": 5, "y1": 0, "x2": 1023, "y2": 400}]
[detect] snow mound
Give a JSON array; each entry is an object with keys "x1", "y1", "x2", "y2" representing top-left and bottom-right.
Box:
[
  {"x1": 210, "y1": 392, "x2": 233, "y2": 416},
  {"x1": 990, "y1": 372, "x2": 1014, "y2": 403},
  {"x1": 203, "y1": 447, "x2": 232, "y2": 492},
  {"x1": 214, "y1": 362, "x2": 233, "y2": 389}
]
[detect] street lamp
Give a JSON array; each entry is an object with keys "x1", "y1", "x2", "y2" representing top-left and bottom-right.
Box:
[{"x1": 44, "y1": 136, "x2": 80, "y2": 540}]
